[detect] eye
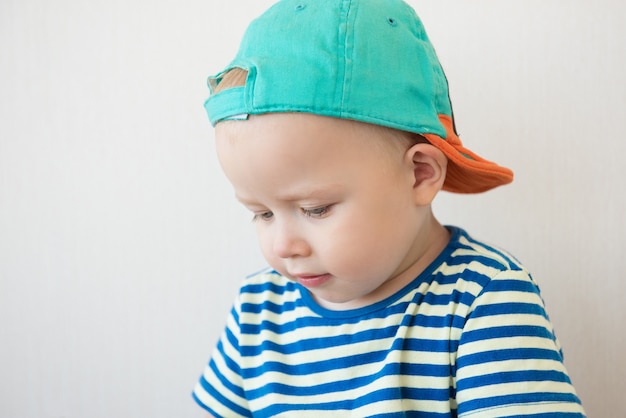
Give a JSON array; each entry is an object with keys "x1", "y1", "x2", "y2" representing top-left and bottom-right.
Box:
[
  {"x1": 301, "y1": 205, "x2": 333, "y2": 218},
  {"x1": 252, "y1": 211, "x2": 274, "y2": 222}
]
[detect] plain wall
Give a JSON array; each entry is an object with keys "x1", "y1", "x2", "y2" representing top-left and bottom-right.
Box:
[{"x1": 1, "y1": 0, "x2": 624, "y2": 417}]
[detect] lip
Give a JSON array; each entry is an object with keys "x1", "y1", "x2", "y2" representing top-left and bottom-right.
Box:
[{"x1": 293, "y1": 273, "x2": 332, "y2": 288}]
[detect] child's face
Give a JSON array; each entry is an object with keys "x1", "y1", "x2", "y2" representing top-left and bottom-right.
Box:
[{"x1": 216, "y1": 113, "x2": 440, "y2": 310}]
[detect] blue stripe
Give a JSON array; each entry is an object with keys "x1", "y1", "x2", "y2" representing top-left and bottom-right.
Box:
[
  {"x1": 472, "y1": 302, "x2": 548, "y2": 318},
  {"x1": 241, "y1": 281, "x2": 294, "y2": 297},
  {"x1": 230, "y1": 305, "x2": 239, "y2": 325},
  {"x1": 223, "y1": 325, "x2": 240, "y2": 357},
  {"x1": 240, "y1": 304, "x2": 467, "y2": 337},
  {"x1": 240, "y1": 298, "x2": 416, "y2": 329},
  {"x1": 242, "y1": 348, "x2": 393, "y2": 378},
  {"x1": 196, "y1": 372, "x2": 251, "y2": 417},
  {"x1": 485, "y1": 278, "x2": 539, "y2": 293},
  {"x1": 445, "y1": 254, "x2": 508, "y2": 271},
  {"x1": 191, "y1": 392, "x2": 225, "y2": 418},
  {"x1": 254, "y1": 387, "x2": 454, "y2": 417},
  {"x1": 460, "y1": 325, "x2": 555, "y2": 345},
  {"x1": 458, "y1": 369, "x2": 572, "y2": 390},
  {"x1": 241, "y1": 336, "x2": 454, "y2": 379},
  {"x1": 422, "y1": 286, "x2": 481, "y2": 308},
  {"x1": 240, "y1": 323, "x2": 456, "y2": 359},
  {"x1": 241, "y1": 300, "x2": 298, "y2": 315},
  {"x1": 240, "y1": 325, "x2": 398, "y2": 357},
  {"x1": 460, "y1": 230, "x2": 523, "y2": 271},
  {"x1": 245, "y1": 361, "x2": 453, "y2": 400},
  {"x1": 241, "y1": 291, "x2": 438, "y2": 326},
  {"x1": 211, "y1": 341, "x2": 245, "y2": 397},
  {"x1": 457, "y1": 348, "x2": 563, "y2": 369}
]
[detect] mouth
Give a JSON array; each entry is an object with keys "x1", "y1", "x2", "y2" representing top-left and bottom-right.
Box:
[{"x1": 292, "y1": 273, "x2": 332, "y2": 288}]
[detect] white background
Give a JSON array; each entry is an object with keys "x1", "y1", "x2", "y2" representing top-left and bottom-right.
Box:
[{"x1": 1, "y1": 0, "x2": 624, "y2": 417}]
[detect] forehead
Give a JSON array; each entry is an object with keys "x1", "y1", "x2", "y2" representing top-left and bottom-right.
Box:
[
  {"x1": 214, "y1": 113, "x2": 406, "y2": 198},
  {"x1": 215, "y1": 113, "x2": 408, "y2": 159}
]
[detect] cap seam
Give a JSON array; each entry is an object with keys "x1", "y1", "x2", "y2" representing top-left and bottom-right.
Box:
[
  {"x1": 242, "y1": 104, "x2": 446, "y2": 136},
  {"x1": 338, "y1": 0, "x2": 353, "y2": 113}
]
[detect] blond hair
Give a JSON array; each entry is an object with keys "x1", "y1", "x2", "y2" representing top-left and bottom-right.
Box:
[{"x1": 211, "y1": 68, "x2": 248, "y2": 94}]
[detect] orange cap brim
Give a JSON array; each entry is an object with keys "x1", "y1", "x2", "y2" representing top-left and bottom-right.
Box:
[{"x1": 423, "y1": 115, "x2": 514, "y2": 194}]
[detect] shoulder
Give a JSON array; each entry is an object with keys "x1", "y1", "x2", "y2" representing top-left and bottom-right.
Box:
[
  {"x1": 232, "y1": 268, "x2": 310, "y2": 324},
  {"x1": 446, "y1": 226, "x2": 525, "y2": 273},
  {"x1": 441, "y1": 227, "x2": 530, "y2": 282},
  {"x1": 436, "y1": 227, "x2": 539, "y2": 306},
  {"x1": 238, "y1": 267, "x2": 300, "y2": 302}
]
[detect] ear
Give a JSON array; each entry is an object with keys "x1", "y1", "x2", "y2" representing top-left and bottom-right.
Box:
[{"x1": 404, "y1": 143, "x2": 448, "y2": 206}]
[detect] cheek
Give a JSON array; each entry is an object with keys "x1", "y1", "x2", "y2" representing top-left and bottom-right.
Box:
[
  {"x1": 321, "y1": 217, "x2": 388, "y2": 263},
  {"x1": 326, "y1": 201, "x2": 414, "y2": 263},
  {"x1": 256, "y1": 226, "x2": 275, "y2": 261}
]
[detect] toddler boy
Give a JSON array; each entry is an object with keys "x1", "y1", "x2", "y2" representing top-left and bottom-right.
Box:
[{"x1": 193, "y1": 0, "x2": 585, "y2": 416}]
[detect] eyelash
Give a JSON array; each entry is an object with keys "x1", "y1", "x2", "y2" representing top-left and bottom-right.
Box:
[
  {"x1": 251, "y1": 211, "x2": 274, "y2": 222},
  {"x1": 302, "y1": 205, "x2": 332, "y2": 218},
  {"x1": 251, "y1": 205, "x2": 333, "y2": 222}
]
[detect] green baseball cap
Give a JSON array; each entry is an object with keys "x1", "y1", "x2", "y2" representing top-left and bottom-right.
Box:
[{"x1": 203, "y1": 0, "x2": 514, "y2": 193}]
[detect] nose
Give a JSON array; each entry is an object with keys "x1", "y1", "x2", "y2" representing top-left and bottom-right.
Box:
[{"x1": 272, "y1": 221, "x2": 311, "y2": 259}]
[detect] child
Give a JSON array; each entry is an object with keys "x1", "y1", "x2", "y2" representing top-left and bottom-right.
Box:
[{"x1": 193, "y1": 0, "x2": 586, "y2": 416}]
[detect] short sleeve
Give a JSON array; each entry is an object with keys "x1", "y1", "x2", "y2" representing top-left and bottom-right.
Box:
[
  {"x1": 454, "y1": 269, "x2": 586, "y2": 417},
  {"x1": 192, "y1": 298, "x2": 252, "y2": 418}
]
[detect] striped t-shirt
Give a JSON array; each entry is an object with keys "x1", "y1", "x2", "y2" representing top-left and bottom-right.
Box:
[{"x1": 193, "y1": 226, "x2": 585, "y2": 417}]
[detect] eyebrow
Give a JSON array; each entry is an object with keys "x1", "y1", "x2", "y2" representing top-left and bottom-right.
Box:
[{"x1": 235, "y1": 184, "x2": 343, "y2": 205}]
